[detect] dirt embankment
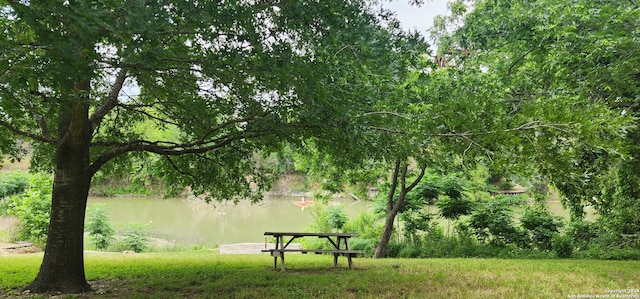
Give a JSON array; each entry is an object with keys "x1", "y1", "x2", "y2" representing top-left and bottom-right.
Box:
[
  {"x1": 0, "y1": 242, "x2": 41, "y2": 256},
  {"x1": 0, "y1": 216, "x2": 41, "y2": 256}
]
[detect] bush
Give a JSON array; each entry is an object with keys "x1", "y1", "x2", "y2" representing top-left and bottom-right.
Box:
[
  {"x1": 326, "y1": 204, "x2": 348, "y2": 231},
  {"x1": 0, "y1": 170, "x2": 29, "y2": 199},
  {"x1": 120, "y1": 223, "x2": 150, "y2": 253},
  {"x1": 565, "y1": 220, "x2": 598, "y2": 250},
  {"x1": 384, "y1": 242, "x2": 404, "y2": 258},
  {"x1": 4, "y1": 173, "x2": 52, "y2": 244},
  {"x1": 343, "y1": 210, "x2": 383, "y2": 240},
  {"x1": 520, "y1": 207, "x2": 564, "y2": 251},
  {"x1": 302, "y1": 202, "x2": 355, "y2": 249},
  {"x1": 578, "y1": 246, "x2": 640, "y2": 260},
  {"x1": 397, "y1": 243, "x2": 423, "y2": 258},
  {"x1": 552, "y1": 234, "x2": 574, "y2": 258},
  {"x1": 349, "y1": 238, "x2": 377, "y2": 257},
  {"x1": 468, "y1": 200, "x2": 527, "y2": 247},
  {"x1": 301, "y1": 203, "x2": 332, "y2": 249},
  {"x1": 400, "y1": 210, "x2": 435, "y2": 243},
  {"x1": 86, "y1": 203, "x2": 115, "y2": 250}
]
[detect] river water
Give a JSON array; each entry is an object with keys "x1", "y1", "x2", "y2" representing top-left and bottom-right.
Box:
[
  {"x1": 87, "y1": 196, "x2": 588, "y2": 247},
  {"x1": 88, "y1": 196, "x2": 371, "y2": 246}
]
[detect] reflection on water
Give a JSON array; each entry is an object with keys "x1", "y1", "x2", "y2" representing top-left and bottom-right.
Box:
[{"x1": 88, "y1": 196, "x2": 372, "y2": 246}]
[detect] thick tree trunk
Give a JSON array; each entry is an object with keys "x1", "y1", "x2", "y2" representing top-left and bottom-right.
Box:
[
  {"x1": 27, "y1": 168, "x2": 92, "y2": 293},
  {"x1": 27, "y1": 84, "x2": 92, "y2": 293}
]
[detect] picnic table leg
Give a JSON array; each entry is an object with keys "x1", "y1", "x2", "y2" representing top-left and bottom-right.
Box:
[
  {"x1": 280, "y1": 252, "x2": 286, "y2": 271},
  {"x1": 272, "y1": 236, "x2": 280, "y2": 269},
  {"x1": 273, "y1": 255, "x2": 277, "y2": 269},
  {"x1": 348, "y1": 253, "x2": 353, "y2": 269},
  {"x1": 333, "y1": 253, "x2": 338, "y2": 267}
]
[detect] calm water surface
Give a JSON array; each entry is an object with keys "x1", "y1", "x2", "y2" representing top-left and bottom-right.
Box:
[
  {"x1": 87, "y1": 196, "x2": 587, "y2": 246},
  {"x1": 88, "y1": 196, "x2": 371, "y2": 246}
]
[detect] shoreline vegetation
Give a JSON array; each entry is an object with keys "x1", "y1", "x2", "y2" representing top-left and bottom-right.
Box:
[
  {"x1": 2, "y1": 157, "x2": 640, "y2": 297},
  {"x1": 0, "y1": 163, "x2": 636, "y2": 259}
]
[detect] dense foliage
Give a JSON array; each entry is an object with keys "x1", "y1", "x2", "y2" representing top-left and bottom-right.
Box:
[
  {"x1": 0, "y1": 170, "x2": 29, "y2": 200},
  {"x1": 0, "y1": 0, "x2": 430, "y2": 292},
  {"x1": 2, "y1": 173, "x2": 52, "y2": 244},
  {"x1": 0, "y1": 0, "x2": 638, "y2": 292},
  {"x1": 434, "y1": 0, "x2": 638, "y2": 235}
]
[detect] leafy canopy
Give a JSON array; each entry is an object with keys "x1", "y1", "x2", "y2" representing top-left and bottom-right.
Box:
[{"x1": 0, "y1": 0, "x2": 426, "y2": 202}]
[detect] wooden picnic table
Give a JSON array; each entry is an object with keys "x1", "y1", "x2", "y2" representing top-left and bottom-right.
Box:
[{"x1": 262, "y1": 232, "x2": 364, "y2": 271}]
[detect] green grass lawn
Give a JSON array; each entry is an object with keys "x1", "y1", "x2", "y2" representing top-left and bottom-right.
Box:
[{"x1": 1, "y1": 251, "x2": 639, "y2": 298}]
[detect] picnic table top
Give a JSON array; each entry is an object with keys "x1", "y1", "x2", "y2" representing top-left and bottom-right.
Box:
[{"x1": 264, "y1": 232, "x2": 359, "y2": 238}]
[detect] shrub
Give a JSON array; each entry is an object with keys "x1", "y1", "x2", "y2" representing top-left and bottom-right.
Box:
[
  {"x1": 552, "y1": 234, "x2": 574, "y2": 258},
  {"x1": 492, "y1": 194, "x2": 528, "y2": 206},
  {"x1": 301, "y1": 203, "x2": 332, "y2": 249},
  {"x1": 349, "y1": 238, "x2": 377, "y2": 257},
  {"x1": 5, "y1": 173, "x2": 52, "y2": 244},
  {"x1": 520, "y1": 207, "x2": 564, "y2": 251},
  {"x1": 468, "y1": 200, "x2": 526, "y2": 247},
  {"x1": 400, "y1": 210, "x2": 435, "y2": 243},
  {"x1": 343, "y1": 210, "x2": 383, "y2": 240},
  {"x1": 326, "y1": 204, "x2": 348, "y2": 231},
  {"x1": 436, "y1": 196, "x2": 475, "y2": 220},
  {"x1": 436, "y1": 195, "x2": 475, "y2": 236},
  {"x1": 384, "y1": 242, "x2": 404, "y2": 258},
  {"x1": 120, "y1": 223, "x2": 150, "y2": 253},
  {"x1": 565, "y1": 220, "x2": 598, "y2": 250},
  {"x1": 0, "y1": 170, "x2": 29, "y2": 199},
  {"x1": 397, "y1": 243, "x2": 422, "y2": 258},
  {"x1": 302, "y1": 202, "x2": 355, "y2": 249},
  {"x1": 406, "y1": 174, "x2": 441, "y2": 205},
  {"x1": 578, "y1": 245, "x2": 640, "y2": 260},
  {"x1": 86, "y1": 203, "x2": 115, "y2": 250}
]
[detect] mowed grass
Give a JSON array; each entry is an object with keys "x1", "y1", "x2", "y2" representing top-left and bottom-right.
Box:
[{"x1": 1, "y1": 251, "x2": 639, "y2": 298}]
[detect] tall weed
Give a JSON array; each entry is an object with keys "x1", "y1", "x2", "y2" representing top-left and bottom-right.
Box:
[{"x1": 86, "y1": 203, "x2": 115, "y2": 250}]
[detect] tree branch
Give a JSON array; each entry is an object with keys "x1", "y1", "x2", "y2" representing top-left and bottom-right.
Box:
[
  {"x1": 88, "y1": 130, "x2": 272, "y2": 175},
  {"x1": 361, "y1": 111, "x2": 413, "y2": 119},
  {"x1": 17, "y1": 90, "x2": 53, "y2": 140},
  {"x1": 163, "y1": 155, "x2": 199, "y2": 182},
  {"x1": 0, "y1": 118, "x2": 56, "y2": 144},
  {"x1": 405, "y1": 163, "x2": 427, "y2": 192},
  {"x1": 508, "y1": 38, "x2": 546, "y2": 74},
  {"x1": 89, "y1": 68, "x2": 128, "y2": 134},
  {"x1": 118, "y1": 102, "x2": 181, "y2": 127},
  {"x1": 386, "y1": 160, "x2": 401, "y2": 213}
]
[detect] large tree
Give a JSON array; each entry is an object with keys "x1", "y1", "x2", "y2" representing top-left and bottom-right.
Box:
[
  {"x1": 0, "y1": 0, "x2": 423, "y2": 293},
  {"x1": 434, "y1": 0, "x2": 639, "y2": 221},
  {"x1": 305, "y1": 0, "x2": 633, "y2": 257}
]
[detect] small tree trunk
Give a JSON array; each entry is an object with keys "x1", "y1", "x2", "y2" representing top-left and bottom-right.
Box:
[
  {"x1": 27, "y1": 86, "x2": 92, "y2": 293},
  {"x1": 374, "y1": 206, "x2": 402, "y2": 258},
  {"x1": 374, "y1": 161, "x2": 426, "y2": 258}
]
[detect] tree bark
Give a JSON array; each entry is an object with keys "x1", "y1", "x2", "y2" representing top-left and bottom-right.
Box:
[
  {"x1": 374, "y1": 201, "x2": 403, "y2": 258},
  {"x1": 27, "y1": 82, "x2": 93, "y2": 293},
  {"x1": 374, "y1": 160, "x2": 402, "y2": 258},
  {"x1": 374, "y1": 161, "x2": 426, "y2": 258}
]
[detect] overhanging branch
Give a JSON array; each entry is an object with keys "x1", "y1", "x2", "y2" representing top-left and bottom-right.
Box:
[
  {"x1": 89, "y1": 68, "x2": 128, "y2": 134},
  {"x1": 0, "y1": 118, "x2": 56, "y2": 144},
  {"x1": 88, "y1": 131, "x2": 272, "y2": 175}
]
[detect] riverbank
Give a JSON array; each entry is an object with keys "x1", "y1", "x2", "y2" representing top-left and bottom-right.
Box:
[{"x1": 1, "y1": 250, "x2": 638, "y2": 298}]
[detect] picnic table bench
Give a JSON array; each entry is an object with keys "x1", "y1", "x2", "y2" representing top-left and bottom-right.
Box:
[{"x1": 262, "y1": 232, "x2": 364, "y2": 271}]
